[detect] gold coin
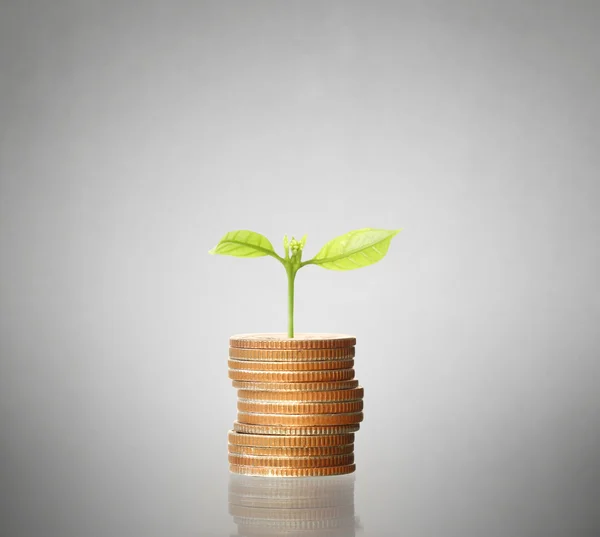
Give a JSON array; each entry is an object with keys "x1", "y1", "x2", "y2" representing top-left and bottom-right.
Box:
[
  {"x1": 238, "y1": 387, "x2": 364, "y2": 402},
  {"x1": 228, "y1": 430, "x2": 355, "y2": 447},
  {"x1": 229, "y1": 463, "x2": 356, "y2": 477},
  {"x1": 229, "y1": 346, "x2": 355, "y2": 361},
  {"x1": 228, "y1": 358, "x2": 354, "y2": 371},
  {"x1": 230, "y1": 333, "x2": 356, "y2": 350},
  {"x1": 229, "y1": 503, "x2": 355, "y2": 520},
  {"x1": 238, "y1": 400, "x2": 364, "y2": 415},
  {"x1": 237, "y1": 411, "x2": 364, "y2": 427},
  {"x1": 228, "y1": 443, "x2": 354, "y2": 457},
  {"x1": 233, "y1": 422, "x2": 360, "y2": 435},
  {"x1": 228, "y1": 453, "x2": 354, "y2": 468},
  {"x1": 232, "y1": 379, "x2": 359, "y2": 391},
  {"x1": 229, "y1": 369, "x2": 355, "y2": 383}
]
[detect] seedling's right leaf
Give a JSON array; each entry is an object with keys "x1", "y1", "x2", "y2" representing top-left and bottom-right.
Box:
[
  {"x1": 309, "y1": 228, "x2": 401, "y2": 270},
  {"x1": 209, "y1": 230, "x2": 277, "y2": 258}
]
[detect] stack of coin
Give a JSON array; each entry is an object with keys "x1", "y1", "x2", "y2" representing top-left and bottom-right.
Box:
[
  {"x1": 229, "y1": 473, "x2": 361, "y2": 536},
  {"x1": 228, "y1": 333, "x2": 364, "y2": 477}
]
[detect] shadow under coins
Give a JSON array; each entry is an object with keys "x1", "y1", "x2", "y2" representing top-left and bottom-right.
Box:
[{"x1": 228, "y1": 473, "x2": 362, "y2": 536}]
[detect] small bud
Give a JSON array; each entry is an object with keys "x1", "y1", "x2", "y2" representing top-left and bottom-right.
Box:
[
  {"x1": 300, "y1": 234, "x2": 307, "y2": 249},
  {"x1": 283, "y1": 235, "x2": 290, "y2": 258}
]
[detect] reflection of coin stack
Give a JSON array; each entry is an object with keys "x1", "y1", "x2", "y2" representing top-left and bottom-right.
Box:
[
  {"x1": 228, "y1": 333, "x2": 363, "y2": 477},
  {"x1": 229, "y1": 474, "x2": 361, "y2": 536}
]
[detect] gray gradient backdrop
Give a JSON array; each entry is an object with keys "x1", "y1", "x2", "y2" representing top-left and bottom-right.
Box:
[{"x1": 1, "y1": 1, "x2": 599, "y2": 536}]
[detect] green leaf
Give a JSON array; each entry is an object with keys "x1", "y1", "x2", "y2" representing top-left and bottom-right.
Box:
[
  {"x1": 209, "y1": 230, "x2": 278, "y2": 258},
  {"x1": 308, "y1": 228, "x2": 401, "y2": 270}
]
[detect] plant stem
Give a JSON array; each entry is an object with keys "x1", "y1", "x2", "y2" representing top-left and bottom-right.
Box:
[{"x1": 287, "y1": 266, "x2": 296, "y2": 338}]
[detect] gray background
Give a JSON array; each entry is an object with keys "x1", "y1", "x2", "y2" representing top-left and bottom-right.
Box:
[{"x1": 1, "y1": 1, "x2": 599, "y2": 536}]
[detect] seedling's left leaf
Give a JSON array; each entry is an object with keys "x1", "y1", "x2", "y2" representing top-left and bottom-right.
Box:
[{"x1": 209, "y1": 230, "x2": 277, "y2": 258}]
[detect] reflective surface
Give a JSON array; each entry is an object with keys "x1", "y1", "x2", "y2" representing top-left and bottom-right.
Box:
[{"x1": 229, "y1": 474, "x2": 361, "y2": 536}]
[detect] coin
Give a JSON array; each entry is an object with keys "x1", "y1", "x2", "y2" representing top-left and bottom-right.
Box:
[
  {"x1": 228, "y1": 443, "x2": 354, "y2": 457},
  {"x1": 230, "y1": 347, "x2": 356, "y2": 361},
  {"x1": 237, "y1": 400, "x2": 364, "y2": 415},
  {"x1": 228, "y1": 453, "x2": 354, "y2": 468},
  {"x1": 228, "y1": 358, "x2": 354, "y2": 371},
  {"x1": 233, "y1": 422, "x2": 360, "y2": 435},
  {"x1": 230, "y1": 333, "x2": 356, "y2": 350},
  {"x1": 237, "y1": 412, "x2": 364, "y2": 427},
  {"x1": 228, "y1": 430, "x2": 355, "y2": 447},
  {"x1": 238, "y1": 387, "x2": 364, "y2": 402},
  {"x1": 229, "y1": 369, "x2": 355, "y2": 383},
  {"x1": 232, "y1": 379, "x2": 359, "y2": 391},
  {"x1": 229, "y1": 464, "x2": 356, "y2": 477}
]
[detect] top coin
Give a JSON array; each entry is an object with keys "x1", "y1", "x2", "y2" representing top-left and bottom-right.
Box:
[{"x1": 230, "y1": 333, "x2": 356, "y2": 350}]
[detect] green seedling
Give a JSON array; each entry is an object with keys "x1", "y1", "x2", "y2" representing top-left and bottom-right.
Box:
[{"x1": 209, "y1": 228, "x2": 401, "y2": 338}]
